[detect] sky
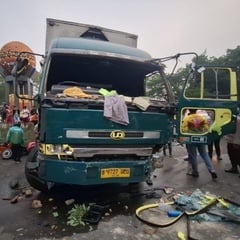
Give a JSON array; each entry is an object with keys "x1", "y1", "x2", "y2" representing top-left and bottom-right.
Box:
[{"x1": 0, "y1": 0, "x2": 240, "y2": 72}]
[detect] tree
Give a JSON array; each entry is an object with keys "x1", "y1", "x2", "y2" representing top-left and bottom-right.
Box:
[
  {"x1": 223, "y1": 45, "x2": 240, "y2": 67},
  {"x1": 146, "y1": 46, "x2": 240, "y2": 100},
  {"x1": 145, "y1": 73, "x2": 163, "y2": 98},
  {"x1": 0, "y1": 75, "x2": 6, "y2": 104}
]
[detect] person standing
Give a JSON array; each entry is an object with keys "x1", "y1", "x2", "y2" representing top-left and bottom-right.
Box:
[
  {"x1": 1, "y1": 103, "x2": 7, "y2": 122},
  {"x1": 29, "y1": 109, "x2": 38, "y2": 126},
  {"x1": 163, "y1": 141, "x2": 173, "y2": 157},
  {"x1": 224, "y1": 115, "x2": 240, "y2": 175},
  {"x1": 5, "y1": 105, "x2": 13, "y2": 125},
  {"x1": 6, "y1": 121, "x2": 24, "y2": 162},
  {"x1": 187, "y1": 143, "x2": 217, "y2": 179},
  {"x1": 13, "y1": 107, "x2": 20, "y2": 125},
  {"x1": 182, "y1": 109, "x2": 217, "y2": 179},
  {"x1": 208, "y1": 137, "x2": 222, "y2": 160},
  {"x1": 20, "y1": 106, "x2": 30, "y2": 125}
]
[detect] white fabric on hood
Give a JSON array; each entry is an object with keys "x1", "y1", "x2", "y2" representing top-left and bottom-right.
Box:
[{"x1": 104, "y1": 95, "x2": 129, "y2": 126}]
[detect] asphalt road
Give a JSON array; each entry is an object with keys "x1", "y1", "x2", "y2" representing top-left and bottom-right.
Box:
[{"x1": 0, "y1": 140, "x2": 240, "y2": 240}]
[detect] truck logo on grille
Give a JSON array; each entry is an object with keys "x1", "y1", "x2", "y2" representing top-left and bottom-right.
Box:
[{"x1": 110, "y1": 130, "x2": 125, "y2": 140}]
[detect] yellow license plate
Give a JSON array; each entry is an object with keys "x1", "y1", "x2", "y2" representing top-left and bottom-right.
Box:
[{"x1": 101, "y1": 168, "x2": 130, "y2": 178}]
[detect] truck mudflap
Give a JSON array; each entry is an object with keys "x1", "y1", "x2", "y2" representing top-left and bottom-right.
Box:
[{"x1": 38, "y1": 159, "x2": 153, "y2": 185}]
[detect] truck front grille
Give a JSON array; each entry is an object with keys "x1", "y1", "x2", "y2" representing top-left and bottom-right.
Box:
[
  {"x1": 88, "y1": 131, "x2": 143, "y2": 138},
  {"x1": 66, "y1": 130, "x2": 160, "y2": 139}
]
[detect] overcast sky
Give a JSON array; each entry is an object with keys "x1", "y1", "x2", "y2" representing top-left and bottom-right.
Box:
[{"x1": 0, "y1": 0, "x2": 239, "y2": 71}]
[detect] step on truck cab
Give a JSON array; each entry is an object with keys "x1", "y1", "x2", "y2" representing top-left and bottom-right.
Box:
[{"x1": 21, "y1": 19, "x2": 176, "y2": 191}]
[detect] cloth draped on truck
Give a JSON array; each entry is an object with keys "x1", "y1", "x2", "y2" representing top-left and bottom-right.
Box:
[{"x1": 99, "y1": 88, "x2": 129, "y2": 126}]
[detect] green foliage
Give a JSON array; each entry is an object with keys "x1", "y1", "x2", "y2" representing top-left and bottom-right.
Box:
[
  {"x1": 168, "y1": 67, "x2": 190, "y2": 98},
  {"x1": 0, "y1": 75, "x2": 6, "y2": 103},
  {"x1": 67, "y1": 204, "x2": 90, "y2": 227},
  {"x1": 192, "y1": 46, "x2": 240, "y2": 67},
  {"x1": 32, "y1": 71, "x2": 41, "y2": 85},
  {"x1": 224, "y1": 46, "x2": 240, "y2": 67},
  {"x1": 0, "y1": 85, "x2": 6, "y2": 103},
  {"x1": 145, "y1": 74, "x2": 163, "y2": 98}
]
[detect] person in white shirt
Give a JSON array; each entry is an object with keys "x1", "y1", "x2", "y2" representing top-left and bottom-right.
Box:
[{"x1": 20, "y1": 106, "x2": 30, "y2": 124}]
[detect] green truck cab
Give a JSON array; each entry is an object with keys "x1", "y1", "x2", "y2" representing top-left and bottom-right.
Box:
[
  {"x1": 13, "y1": 19, "x2": 239, "y2": 191},
  {"x1": 19, "y1": 19, "x2": 176, "y2": 191}
]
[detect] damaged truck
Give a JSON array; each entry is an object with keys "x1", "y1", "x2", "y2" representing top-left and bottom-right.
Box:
[{"x1": 13, "y1": 18, "x2": 239, "y2": 191}]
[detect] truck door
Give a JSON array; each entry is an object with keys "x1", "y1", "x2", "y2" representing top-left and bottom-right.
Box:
[{"x1": 176, "y1": 66, "x2": 239, "y2": 144}]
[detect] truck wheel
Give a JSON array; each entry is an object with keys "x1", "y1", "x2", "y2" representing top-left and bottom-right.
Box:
[
  {"x1": 25, "y1": 146, "x2": 49, "y2": 192},
  {"x1": 2, "y1": 148, "x2": 12, "y2": 160},
  {"x1": 128, "y1": 182, "x2": 141, "y2": 193}
]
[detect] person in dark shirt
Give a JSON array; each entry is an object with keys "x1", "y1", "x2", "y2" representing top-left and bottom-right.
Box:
[
  {"x1": 208, "y1": 137, "x2": 222, "y2": 160},
  {"x1": 224, "y1": 116, "x2": 240, "y2": 176},
  {"x1": 1, "y1": 103, "x2": 7, "y2": 122}
]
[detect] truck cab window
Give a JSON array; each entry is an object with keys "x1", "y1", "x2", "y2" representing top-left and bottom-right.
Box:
[
  {"x1": 184, "y1": 68, "x2": 231, "y2": 100},
  {"x1": 145, "y1": 72, "x2": 168, "y2": 101},
  {"x1": 184, "y1": 72, "x2": 201, "y2": 98},
  {"x1": 203, "y1": 68, "x2": 230, "y2": 99}
]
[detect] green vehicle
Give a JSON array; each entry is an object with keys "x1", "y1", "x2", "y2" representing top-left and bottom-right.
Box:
[
  {"x1": 13, "y1": 19, "x2": 239, "y2": 191},
  {"x1": 18, "y1": 19, "x2": 176, "y2": 191}
]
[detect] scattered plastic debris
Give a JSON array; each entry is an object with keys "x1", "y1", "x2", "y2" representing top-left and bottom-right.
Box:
[
  {"x1": 53, "y1": 211, "x2": 59, "y2": 217},
  {"x1": 32, "y1": 200, "x2": 43, "y2": 209},
  {"x1": 65, "y1": 198, "x2": 75, "y2": 206}
]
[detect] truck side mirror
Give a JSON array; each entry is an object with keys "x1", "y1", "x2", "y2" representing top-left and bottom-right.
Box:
[
  {"x1": 197, "y1": 66, "x2": 205, "y2": 73},
  {"x1": 190, "y1": 62, "x2": 205, "y2": 73},
  {"x1": 11, "y1": 58, "x2": 29, "y2": 77}
]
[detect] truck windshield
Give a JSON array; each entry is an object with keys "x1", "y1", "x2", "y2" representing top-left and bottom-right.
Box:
[{"x1": 45, "y1": 53, "x2": 163, "y2": 97}]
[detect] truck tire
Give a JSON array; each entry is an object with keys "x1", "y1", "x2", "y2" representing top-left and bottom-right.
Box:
[
  {"x1": 2, "y1": 148, "x2": 12, "y2": 160},
  {"x1": 25, "y1": 146, "x2": 49, "y2": 192}
]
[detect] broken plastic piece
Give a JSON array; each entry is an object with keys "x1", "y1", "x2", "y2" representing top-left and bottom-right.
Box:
[
  {"x1": 177, "y1": 231, "x2": 186, "y2": 240},
  {"x1": 167, "y1": 210, "x2": 182, "y2": 217}
]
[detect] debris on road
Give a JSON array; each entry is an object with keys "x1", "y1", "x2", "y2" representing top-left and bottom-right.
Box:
[
  {"x1": 23, "y1": 188, "x2": 33, "y2": 197},
  {"x1": 10, "y1": 194, "x2": 20, "y2": 204},
  {"x1": 65, "y1": 198, "x2": 75, "y2": 206},
  {"x1": 32, "y1": 199, "x2": 43, "y2": 209}
]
